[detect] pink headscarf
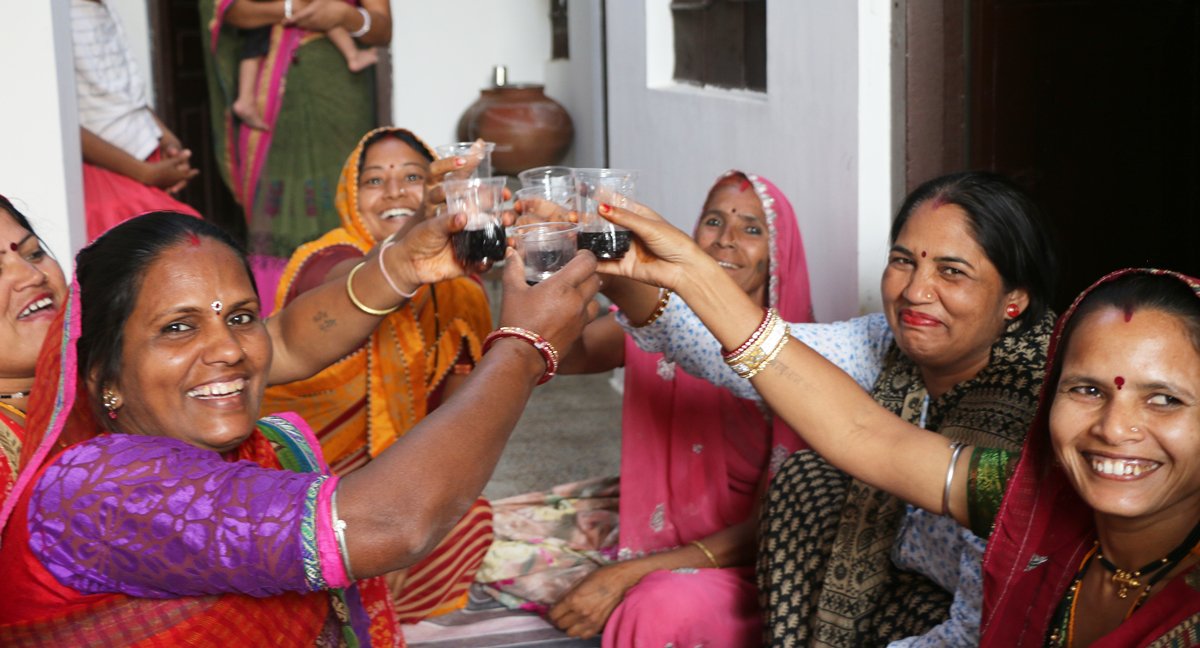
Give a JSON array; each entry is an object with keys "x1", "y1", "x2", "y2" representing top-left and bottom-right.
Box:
[{"x1": 617, "y1": 171, "x2": 814, "y2": 557}]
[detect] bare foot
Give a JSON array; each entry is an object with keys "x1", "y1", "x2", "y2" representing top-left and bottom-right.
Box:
[
  {"x1": 232, "y1": 98, "x2": 270, "y2": 130},
  {"x1": 347, "y1": 48, "x2": 379, "y2": 73}
]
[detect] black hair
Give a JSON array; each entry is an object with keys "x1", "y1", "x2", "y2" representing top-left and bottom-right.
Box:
[
  {"x1": 356, "y1": 129, "x2": 435, "y2": 172},
  {"x1": 1062, "y1": 272, "x2": 1200, "y2": 356},
  {"x1": 0, "y1": 194, "x2": 37, "y2": 233},
  {"x1": 76, "y1": 212, "x2": 255, "y2": 425},
  {"x1": 890, "y1": 171, "x2": 1057, "y2": 334}
]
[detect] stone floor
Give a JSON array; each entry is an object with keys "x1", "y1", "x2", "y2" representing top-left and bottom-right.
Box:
[{"x1": 483, "y1": 371, "x2": 622, "y2": 500}]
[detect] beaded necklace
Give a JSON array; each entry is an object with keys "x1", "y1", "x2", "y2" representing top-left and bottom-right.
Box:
[{"x1": 1047, "y1": 518, "x2": 1200, "y2": 647}]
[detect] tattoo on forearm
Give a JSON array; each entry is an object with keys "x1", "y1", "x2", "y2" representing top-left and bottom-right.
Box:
[
  {"x1": 314, "y1": 310, "x2": 337, "y2": 332},
  {"x1": 771, "y1": 359, "x2": 806, "y2": 387}
]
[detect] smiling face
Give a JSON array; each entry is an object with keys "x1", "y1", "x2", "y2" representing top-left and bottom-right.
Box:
[
  {"x1": 880, "y1": 201, "x2": 1028, "y2": 387},
  {"x1": 1051, "y1": 306, "x2": 1200, "y2": 526},
  {"x1": 693, "y1": 181, "x2": 770, "y2": 305},
  {"x1": 0, "y1": 208, "x2": 67, "y2": 387},
  {"x1": 104, "y1": 238, "x2": 270, "y2": 453},
  {"x1": 356, "y1": 137, "x2": 432, "y2": 242}
]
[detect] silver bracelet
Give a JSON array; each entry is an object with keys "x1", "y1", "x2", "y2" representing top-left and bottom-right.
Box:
[
  {"x1": 283, "y1": 0, "x2": 293, "y2": 20},
  {"x1": 941, "y1": 441, "x2": 967, "y2": 517},
  {"x1": 349, "y1": 6, "x2": 371, "y2": 38},
  {"x1": 330, "y1": 488, "x2": 356, "y2": 581}
]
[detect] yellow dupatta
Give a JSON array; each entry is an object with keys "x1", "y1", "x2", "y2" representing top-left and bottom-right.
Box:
[{"x1": 262, "y1": 128, "x2": 493, "y2": 472}]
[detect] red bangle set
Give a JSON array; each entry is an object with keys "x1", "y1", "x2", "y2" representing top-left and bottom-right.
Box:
[
  {"x1": 723, "y1": 308, "x2": 773, "y2": 359},
  {"x1": 482, "y1": 326, "x2": 560, "y2": 384}
]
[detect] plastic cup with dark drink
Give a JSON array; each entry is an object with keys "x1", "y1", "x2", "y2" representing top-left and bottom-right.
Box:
[
  {"x1": 515, "y1": 186, "x2": 576, "y2": 224},
  {"x1": 511, "y1": 222, "x2": 579, "y2": 285},
  {"x1": 444, "y1": 176, "x2": 508, "y2": 266},
  {"x1": 575, "y1": 168, "x2": 637, "y2": 260},
  {"x1": 436, "y1": 141, "x2": 496, "y2": 180}
]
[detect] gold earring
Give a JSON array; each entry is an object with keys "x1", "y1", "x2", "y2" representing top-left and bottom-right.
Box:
[{"x1": 102, "y1": 390, "x2": 120, "y2": 420}]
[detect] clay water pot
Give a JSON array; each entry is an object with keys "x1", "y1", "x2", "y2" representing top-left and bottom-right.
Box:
[{"x1": 456, "y1": 84, "x2": 574, "y2": 175}]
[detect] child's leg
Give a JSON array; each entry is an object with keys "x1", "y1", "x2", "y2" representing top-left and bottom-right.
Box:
[
  {"x1": 233, "y1": 56, "x2": 270, "y2": 130},
  {"x1": 328, "y1": 27, "x2": 378, "y2": 72}
]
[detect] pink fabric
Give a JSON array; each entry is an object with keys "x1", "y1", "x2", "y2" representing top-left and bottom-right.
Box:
[
  {"x1": 82, "y1": 152, "x2": 202, "y2": 242},
  {"x1": 602, "y1": 567, "x2": 761, "y2": 648},
  {"x1": 249, "y1": 254, "x2": 288, "y2": 317},
  {"x1": 609, "y1": 172, "x2": 812, "y2": 641},
  {"x1": 617, "y1": 170, "x2": 813, "y2": 558},
  {"x1": 316, "y1": 475, "x2": 351, "y2": 589}
]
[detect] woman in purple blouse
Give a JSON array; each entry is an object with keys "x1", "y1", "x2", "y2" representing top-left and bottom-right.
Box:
[{"x1": 0, "y1": 212, "x2": 600, "y2": 645}]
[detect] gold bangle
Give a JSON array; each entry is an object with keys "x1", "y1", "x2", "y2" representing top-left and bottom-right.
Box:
[
  {"x1": 691, "y1": 540, "x2": 720, "y2": 569},
  {"x1": 631, "y1": 288, "x2": 671, "y2": 328},
  {"x1": 725, "y1": 309, "x2": 787, "y2": 378},
  {"x1": 346, "y1": 262, "x2": 399, "y2": 317}
]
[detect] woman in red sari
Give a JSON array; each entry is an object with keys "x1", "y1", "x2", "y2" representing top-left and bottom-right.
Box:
[{"x1": 0, "y1": 211, "x2": 599, "y2": 645}]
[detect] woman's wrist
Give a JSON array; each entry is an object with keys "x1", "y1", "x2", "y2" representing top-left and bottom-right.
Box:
[
  {"x1": 485, "y1": 337, "x2": 549, "y2": 385},
  {"x1": 380, "y1": 240, "x2": 421, "y2": 298}
]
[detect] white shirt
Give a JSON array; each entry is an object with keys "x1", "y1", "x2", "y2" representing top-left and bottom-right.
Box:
[{"x1": 72, "y1": 0, "x2": 162, "y2": 160}]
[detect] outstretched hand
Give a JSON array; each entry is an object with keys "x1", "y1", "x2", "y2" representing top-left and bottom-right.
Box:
[
  {"x1": 592, "y1": 200, "x2": 705, "y2": 292},
  {"x1": 497, "y1": 249, "x2": 600, "y2": 361}
]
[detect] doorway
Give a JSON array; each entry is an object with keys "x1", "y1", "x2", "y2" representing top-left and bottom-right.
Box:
[{"x1": 906, "y1": 0, "x2": 1200, "y2": 311}]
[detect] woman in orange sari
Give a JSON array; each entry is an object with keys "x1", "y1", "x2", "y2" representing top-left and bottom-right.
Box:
[{"x1": 264, "y1": 127, "x2": 495, "y2": 623}]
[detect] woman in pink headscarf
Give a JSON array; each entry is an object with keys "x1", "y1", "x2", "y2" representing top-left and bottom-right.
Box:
[{"x1": 540, "y1": 170, "x2": 814, "y2": 644}]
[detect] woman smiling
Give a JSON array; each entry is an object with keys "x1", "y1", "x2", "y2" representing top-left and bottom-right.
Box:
[
  {"x1": 611, "y1": 172, "x2": 1057, "y2": 646},
  {"x1": 0, "y1": 212, "x2": 598, "y2": 644}
]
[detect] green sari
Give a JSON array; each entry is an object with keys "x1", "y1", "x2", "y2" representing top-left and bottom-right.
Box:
[{"x1": 199, "y1": 0, "x2": 377, "y2": 262}]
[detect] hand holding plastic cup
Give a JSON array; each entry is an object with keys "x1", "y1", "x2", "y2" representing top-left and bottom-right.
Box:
[
  {"x1": 444, "y1": 176, "x2": 508, "y2": 267},
  {"x1": 511, "y1": 222, "x2": 580, "y2": 285},
  {"x1": 515, "y1": 186, "x2": 576, "y2": 225},
  {"x1": 436, "y1": 141, "x2": 496, "y2": 180},
  {"x1": 575, "y1": 168, "x2": 636, "y2": 259}
]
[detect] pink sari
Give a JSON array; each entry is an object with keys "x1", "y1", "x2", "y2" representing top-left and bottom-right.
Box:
[{"x1": 606, "y1": 171, "x2": 813, "y2": 647}]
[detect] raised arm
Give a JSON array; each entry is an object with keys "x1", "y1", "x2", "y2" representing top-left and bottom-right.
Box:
[
  {"x1": 597, "y1": 202, "x2": 971, "y2": 525},
  {"x1": 339, "y1": 249, "x2": 601, "y2": 577},
  {"x1": 265, "y1": 208, "x2": 479, "y2": 385}
]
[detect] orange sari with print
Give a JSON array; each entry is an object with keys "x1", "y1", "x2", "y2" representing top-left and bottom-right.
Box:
[{"x1": 263, "y1": 127, "x2": 495, "y2": 623}]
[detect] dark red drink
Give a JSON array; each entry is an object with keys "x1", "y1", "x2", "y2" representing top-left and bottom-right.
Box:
[
  {"x1": 577, "y1": 230, "x2": 630, "y2": 260},
  {"x1": 453, "y1": 223, "x2": 506, "y2": 265}
]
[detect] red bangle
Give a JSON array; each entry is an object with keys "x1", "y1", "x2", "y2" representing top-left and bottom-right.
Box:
[
  {"x1": 482, "y1": 327, "x2": 560, "y2": 384},
  {"x1": 722, "y1": 308, "x2": 772, "y2": 359}
]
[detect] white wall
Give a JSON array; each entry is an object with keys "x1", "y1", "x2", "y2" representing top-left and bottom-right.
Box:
[
  {"x1": 606, "y1": 2, "x2": 894, "y2": 320},
  {"x1": 390, "y1": 0, "x2": 553, "y2": 144},
  {"x1": 0, "y1": 3, "x2": 86, "y2": 272}
]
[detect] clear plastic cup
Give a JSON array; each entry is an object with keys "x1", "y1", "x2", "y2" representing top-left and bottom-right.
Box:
[
  {"x1": 436, "y1": 141, "x2": 496, "y2": 179},
  {"x1": 444, "y1": 176, "x2": 508, "y2": 266},
  {"x1": 511, "y1": 222, "x2": 580, "y2": 285},
  {"x1": 575, "y1": 168, "x2": 637, "y2": 260}
]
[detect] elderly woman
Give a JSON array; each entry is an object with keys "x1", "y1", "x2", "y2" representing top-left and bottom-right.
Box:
[
  {"x1": 264, "y1": 127, "x2": 494, "y2": 622},
  {"x1": 0, "y1": 212, "x2": 597, "y2": 644},
  {"x1": 604, "y1": 172, "x2": 1057, "y2": 645},
  {"x1": 521, "y1": 170, "x2": 813, "y2": 645},
  {"x1": 598, "y1": 202, "x2": 1200, "y2": 643}
]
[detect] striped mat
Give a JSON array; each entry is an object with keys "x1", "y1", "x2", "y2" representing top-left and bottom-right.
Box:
[{"x1": 403, "y1": 585, "x2": 601, "y2": 648}]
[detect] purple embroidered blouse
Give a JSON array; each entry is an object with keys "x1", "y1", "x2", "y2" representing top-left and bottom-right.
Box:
[{"x1": 27, "y1": 434, "x2": 340, "y2": 598}]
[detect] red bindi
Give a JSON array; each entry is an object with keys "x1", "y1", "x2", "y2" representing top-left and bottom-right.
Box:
[
  {"x1": 921, "y1": 251, "x2": 927, "y2": 258},
  {"x1": 186, "y1": 232, "x2": 201, "y2": 247},
  {"x1": 8, "y1": 242, "x2": 16, "y2": 252},
  {"x1": 1114, "y1": 376, "x2": 1125, "y2": 390}
]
